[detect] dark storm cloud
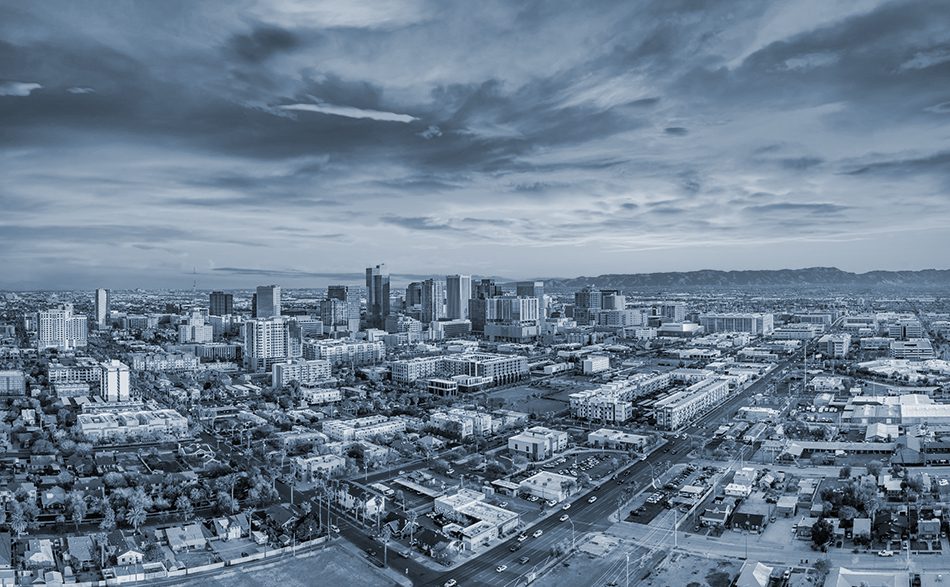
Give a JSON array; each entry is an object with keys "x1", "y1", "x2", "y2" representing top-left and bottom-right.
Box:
[
  {"x1": 664, "y1": 127, "x2": 688, "y2": 136},
  {"x1": 228, "y1": 24, "x2": 301, "y2": 62}
]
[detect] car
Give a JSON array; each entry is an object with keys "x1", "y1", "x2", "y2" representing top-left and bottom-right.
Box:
[
  {"x1": 519, "y1": 556, "x2": 530, "y2": 564},
  {"x1": 444, "y1": 580, "x2": 457, "y2": 587},
  {"x1": 445, "y1": 469, "x2": 455, "y2": 476},
  {"x1": 532, "y1": 529, "x2": 543, "y2": 538},
  {"x1": 560, "y1": 514, "x2": 570, "y2": 522},
  {"x1": 517, "y1": 534, "x2": 528, "y2": 542},
  {"x1": 547, "y1": 499, "x2": 557, "y2": 507},
  {"x1": 878, "y1": 550, "x2": 894, "y2": 557},
  {"x1": 330, "y1": 525, "x2": 339, "y2": 533},
  {"x1": 562, "y1": 503, "x2": 571, "y2": 510},
  {"x1": 588, "y1": 496, "x2": 597, "y2": 503},
  {"x1": 398, "y1": 470, "x2": 406, "y2": 475},
  {"x1": 509, "y1": 544, "x2": 521, "y2": 552},
  {"x1": 499, "y1": 501, "x2": 509, "y2": 508},
  {"x1": 496, "y1": 564, "x2": 508, "y2": 573}
]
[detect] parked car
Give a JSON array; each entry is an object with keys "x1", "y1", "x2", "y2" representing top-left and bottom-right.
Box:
[
  {"x1": 562, "y1": 503, "x2": 571, "y2": 510},
  {"x1": 878, "y1": 550, "x2": 894, "y2": 557}
]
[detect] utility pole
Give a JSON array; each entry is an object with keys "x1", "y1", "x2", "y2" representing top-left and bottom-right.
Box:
[{"x1": 626, "y1": 552, "x2": 630, "y2": 587}]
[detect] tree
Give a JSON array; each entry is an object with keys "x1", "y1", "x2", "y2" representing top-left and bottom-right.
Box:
[
  {"x1": 866, "y1": 460, "x2": 883, "y2": 477},
  {"x1": 9, "y1": 501, "x2": 27, "y2": 538},
  {"x1": 174, "y1": 495, "x2": 193, "y2": 519},
  {"x1": 811, "y1": 518, "x2": 833, "y2": 548},
  {"x1": 67, "y1": 490, "x2": 87, "y2": 532},
  {"x1": 100, "y1": 503, "x2": 116, "y2": 531},
  {"x1": 839, "y1": 465, "x2": 851, "y2": 479}
]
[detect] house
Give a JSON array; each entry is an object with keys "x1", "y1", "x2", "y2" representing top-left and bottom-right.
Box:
[
  {"x1": 826, "y1": 567, "x2": 905, "y2": 587},
  {"x1": 213, "y1": 517, "x2": 242, "y2": 541},
  {"x1": 919, "y1": 518, "x2": 941, "y2": 540},
  {"x1": 0, "y1": 533, "x2": 11, "y2": 570},
  {"x1": 66, "y1": 536, "x2": 95, "y2": 569},
  {"x1": 165, "y1": 523, "x2": 207, "y2": 552},
  {"x1": 334, "y1": 484, "x2": 385, "y2": 520},
  {"x1": 108, "y1": 531, "x2": 144, "y2": 567},
  {"x1": 700, "y1": 498, "x2": 736, "y2": 528},
  {"x1": 852, "y1": 517, "x2": 871, "y2": 541},
  {"x1": 731, "y1": 507, "x2": 769, "y2": 533},
  {"x1": 263, "y1": 504, "x2": 298, "y2": 530},
  {"x1": 23, "y1": 539, "x2": 55, "y2": 568},
  {"x1": 775, "y1": 495, "x2": 798, "y2": 517},
  {"x1": 40, "y1": 486, "x2": 66, "y2": 509},
  {"x1": 518, "y1": 471, "x2": 576, "y2": 502}
]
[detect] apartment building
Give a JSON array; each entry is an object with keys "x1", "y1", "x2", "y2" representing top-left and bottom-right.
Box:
[
  {"x1": 654, "y1": 377, "x2": 731, "y2": 431},
  {"x1": 440, "y1": 353, "x2": 529, "y2": 385},
  {"x1": 508, "y1": 426, "x2": 569, "y2": 461},
  {"x1": 699, "y1": 313, "x2": 774, "y2": 336},
  {"x1": 322, "y1": 415, "x2": 406, "y2": 441},
  {"x1": 303, "y1": 339, "x2": 385, "y2": 366},
  {"x1": 271, "y1": 358, "x2": 333, "y2": 389}
]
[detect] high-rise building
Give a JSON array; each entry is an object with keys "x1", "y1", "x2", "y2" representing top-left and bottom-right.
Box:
[
  {"x1": 601, "y1": 290, "x2": 625, "y2": 310},
  {"x1": 405, "y1": 282, "x2": 423, "y2": 307},
  {"x1": 657, "y1": 302, "x2": 686, "y2": 322},
  {"x1": 326, "y1": 285, "x2": 361, "y2": 332},
  {"x1": 244, "y1": 317, "x2": 302, "y2": 373},
  {"x1": 38, "y1": 304, "x2": 88, "y2": 351},
  {"x1": 421, "y1": 278, "x2": 446, "y2": 323},
  {"x1": 100, "y1": 359, "x2": 130, "y2": 402},
  {"x1": 365, "y1": 264, "x2": 390, "y2": 328},
  {"x1": 209, "y1": 291, "x2": 233, "y2": 316},
  {"x1": 574, "y1": 286, "x2": 603, "y2": 325},
  {"x1": 446, "y1": 275, "x2": 472, "y2": 320},
  {"x1": 255, "y1": 285, "x2": 281, "y2": 318},
  {"x1": 517, "y1": 281, "x2": 547, "y2": 317},
  {"x1": 95, "y1": 288, "x2": 111, "y2": 330},
  {"x1": 473, "y1": 278, "x2": 502, "y2": 300},
  {"x1": 483, "y1": 296, "x2": 541, "y2": 341},
  {"x1": 469, "y1": 279, "x2": 503, "y2": 332},
  {"x1": 320, "y1": 298, "x2": 348, "y2": 334}
]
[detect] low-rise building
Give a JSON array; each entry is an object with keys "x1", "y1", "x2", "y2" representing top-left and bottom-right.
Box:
[
  {"x1": 271, "y1": 358, "x2": 333, "y2": 389},
  {"x1": 77, "y1": 409, "x2": 189, "y2": 441},
  {"x1": 654, "y1": 377, "x2": 730, "y2": 431},
  {"x1": 322, "y1": 415, "x2": 406, "y2": 441},
  {"x1": 587, "y1": 428, "x2": 649, "y2": 451},
  {"x1": 508, "y1": 426, "x2": 569, "y2": 461},
  {"x1": 292, "y1": 454, "x2": 346, "y2": 481},
  {"x1": 518, "y1": 471, "x2": 576, "y2": 502}
]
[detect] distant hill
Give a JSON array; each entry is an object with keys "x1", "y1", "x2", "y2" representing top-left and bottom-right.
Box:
[{"x1": 534, "y1": 267, "x2": 950, "y2": 290}]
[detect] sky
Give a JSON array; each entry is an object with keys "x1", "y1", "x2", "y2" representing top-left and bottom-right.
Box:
[{"x1": 1, "y1": 0, "x2": 949, "y2": 289}]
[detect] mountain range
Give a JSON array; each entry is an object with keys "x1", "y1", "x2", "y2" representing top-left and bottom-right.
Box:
[{"x1": 533, "y1": 267, "x2": 950, "y2": 290}]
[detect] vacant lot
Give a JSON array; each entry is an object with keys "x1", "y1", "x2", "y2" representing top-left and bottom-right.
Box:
[{"x1": 181, "y1": 544, "x2": 398, "y2": 587}]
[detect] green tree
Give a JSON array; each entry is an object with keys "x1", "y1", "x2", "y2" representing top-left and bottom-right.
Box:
[
  {"x1": 811, "y1": 518, "x2": 833, "y2": 548},
  {"x1": 67, "y1": 490, "x2": 87, "y2": 532}
]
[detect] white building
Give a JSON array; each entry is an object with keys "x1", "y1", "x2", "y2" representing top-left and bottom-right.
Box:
[
  {"x1": 889, "y1": 339, "x2": 935, "y2": 360},
  {"x1": 441, "y1": 353, "x2": 528, "y2": 385},
  {"x1": 244, "y1": 317, "x2": 302, "y2": 373},
  {"x1": 817, "y1": 333, "x2": 852, "y2": 358},
  {"x1": 95, "y1": 288, "x2": 110, "y2": 329},
  {"x1": 429, "y1": 408, "x2": 492, "y2": 439},
  {"x1": 37, "y1": 304, "x2": 88, "y2": 351},
  {"x1": 293, "y1": 454, "x2": 346, "y2": 481},
  {"x1": 582, "y1": 355, "x2": 610, "y2": 374},
  {"x1": 508, "y1": 426, "x2": 569, "y2": 461},
  {"x1": 654, "y1": 377, "x2": 731, "y2": 431},
  {"x1": 587, "y1": 428, "x2": 649, "y2": 451},
  {"x1": 130, "y1": 351, "x2": 200, "y2": 372},
  {"x1": 271, "y1": 358, "x2": 333, "y2": 389},
  {"x1": 518, "y1": 471, "x2": 576, "y2": 502},
  {"x1": 0, "y1": 370, "x2": 26, "y2": 395},
  {"x1": 391, "y1": 356, "x2": 443, "y2": 383},
  {"x1": 299, "y1": 386, "x2": 342, "y2": 404},
  {"x1": 303, "y1": 339, "x2": 385, "y2": 366},
  {"x1": 100, "y1": 360, "x2": 130, "y2": 402},
  {"x1": 77, "y1": 409, "x2": 188, "y2": 440},
  {"x1": 322, "y1": 415, "x2": 406, "y2": 441},
  {"x1": 699, "y1": 313, "x2": 774, "y2": 336}
]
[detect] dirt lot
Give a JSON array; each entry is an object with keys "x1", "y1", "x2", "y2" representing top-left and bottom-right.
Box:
[
  {"x1": 640, "y1": 554, "x2": 739, "y2": 587},
  {"x1": 180, "y1": 544, "x2": 398, "y2": 587}
]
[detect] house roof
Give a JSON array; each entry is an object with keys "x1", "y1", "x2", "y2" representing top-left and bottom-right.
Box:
[{"x1": 735, "y1": 561, "x2": 773, "y2": 587}]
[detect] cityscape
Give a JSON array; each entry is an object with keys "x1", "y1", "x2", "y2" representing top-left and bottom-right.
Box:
[{"x1": 3, "y1": 2, "x2": 950, "y2": 587}]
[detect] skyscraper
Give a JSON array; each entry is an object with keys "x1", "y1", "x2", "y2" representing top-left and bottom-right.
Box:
[
  {"x1": 574, "y1": 286, "x2": 603, "y2": 325},
  {"x1": 405, "y1": 281, "x2": 423, "y2": 307},
  {"x1": 469, "y1": 279, "x2": 503, "y2": 333},
  {"x1": 421, "y1": 279, "x2": 446, "y2": 323},
  {"x1": 209, "y1": 291, "x2": 233, "y2": 316},
  {"x1": 327, "y1": 285, "x2": 361, "y2": 332},
  {"x1": 95, "y1": 288, "x2": 110, "y2": 330},
  {"x1": 255, "y1": 285, "x2": 281, "y2": 318},
  {"x1": 100, "y1": 359, "x2": 130, "y2": 402},
  {"x1": 38, "y1": 304, "x2": 88, "y2": 351},
  {"x1": 365, "y1": 264, "x2": 390, "y2": 328},
  {"x1": 446, "y1": 274, "x2": 471, "y2": 320}
]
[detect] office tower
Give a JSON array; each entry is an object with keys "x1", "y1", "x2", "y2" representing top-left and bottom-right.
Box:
[
  {"x1": 473, "y1": 278, "x2": 502, "y2": 300},
  {"x1": 365, "y1": 264, "x2": 390, "y2": 328},
  {"x1": 100, "y1": 359, "x2": 130, "y2": 402},
  {"x1": 516, "y1": 280, "x2": 546, "y2": 317},
  {"x1": 602, "y1": 290, "x2": 625, "y2": 310},
  {"x1": 446, "y1": 274, "x2": 471, "y2": 320},
  {"x1": 37, "y1": 304, "x2": 88, "y2": 351},
  {"x1": 405, "y1": 282, "x2": 423, "y2": 307},
  {"x1": 255, "y1": 285, "x2": 281, "y2": 318},
  {"x1": 320, "y1": 297, "x2": 348, "y2": 334},
  {"x1": 178, "y1": 310, "x2": 213, "y2": 343},
  {"x1": 209, "y1": 291, "x2": 233, "y2": 316},
  {"x1": 421, "y1": 279, "x2": 446, "y2": 323},
  {"x1": 95, "y1": 288, "x2": 111, "y2": 330},
  {"x1": 469, "y1": 278, "x2": 503, "y2": 332},
  {"x1": 574, "y1": 286, "x2": 603, "y2": 325},
  {"x1": 327, "y1": 285, "x2": 361, "y2": 332},
  {"x1": 250, "y1": 293, "x2": 257, "y2": 318},
  {"x1": 244, "y1": 317, "x2": 303, "y2": 373},
  {"x1": 657, "y1": 302, "x2": 687, "y2": 322}
]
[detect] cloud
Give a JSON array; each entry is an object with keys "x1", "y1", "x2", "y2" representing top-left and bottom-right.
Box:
[
  {"x1": 0, "y1": 81, "x2": 41, "y2": 96},
  {"x1": 664, "y1": 126, "x2": 688, "y2": 136},
  {"x1": 66, "y1": 86, "x2": 95, "y2": 94},
  {"x1": 899, "y1": 47, "x2": 950, "y2": 70},
  {"x1": 279, "y1": 101, "x2": 417, "y2": 123},
  {"x1": 418, "y1": 125, "x2": 442, "y2": 139},
  {"x1": 229, "y1": 24, "x2": 300, "y2": 62},
  {"x1": 745, "y1": 202, "x2": 851, "y2": 215}
]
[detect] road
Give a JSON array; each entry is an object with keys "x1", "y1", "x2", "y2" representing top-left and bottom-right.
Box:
[{"x1": 421, "y1": 353, "x2": 802, "y2": 587}]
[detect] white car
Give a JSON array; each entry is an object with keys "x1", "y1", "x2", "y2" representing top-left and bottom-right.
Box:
[
  {"x1": 878, "y1": 550, "x2": 894, "y2": 557},
  {"x1": 559, "y1": 514, "x2": 570, "y2": 522},
  {"x1": 532, "y1": 529, "x2": 543, "y2": 538},
  {"x1": 517, "y1": 534, "x2": 528, "y2": 542},
  {"x1": 588, "y1": 496, "x2": 597, "y2": 503},
  {"x1": 547, "y1": 499, "x2": 557, "y2": 507},
  {"x1": 444, "y1": 580, "x2": 457, "y2": 587},
  {"x1": 496, "y1": 565, "x2": 508, "y2": 573},
  {"x1": 561, "y1": 503, "x2": 571, "y2": 510}
]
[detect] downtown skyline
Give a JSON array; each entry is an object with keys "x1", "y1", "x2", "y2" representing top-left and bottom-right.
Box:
[{"x1": 2, "y1": 0, "x2": 950, "y2": 289}]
